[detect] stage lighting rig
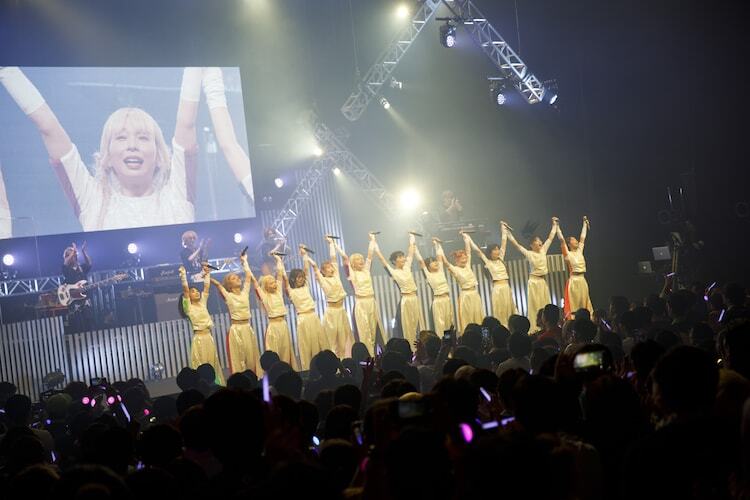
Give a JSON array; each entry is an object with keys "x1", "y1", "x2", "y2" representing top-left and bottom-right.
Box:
[
  {"x1": 438, "y1": 20, "x2": 457, "y2": 47},
  {"x1": 488, "y1": 77, "x2": 509, "y2": 106},
  {"x1": 379, "y1": 97, "x2": 391, "y2": 110},
  {"x1": 390, "y1": 78, "x2": 403, "y2": 90}
]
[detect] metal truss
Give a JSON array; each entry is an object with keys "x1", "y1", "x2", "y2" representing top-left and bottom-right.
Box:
[
  {"x1": 0, "y1": 258, "x2": 227, "y2": 298},
  {"x1": 452, "y1": 0, "x2": 546, "y2": 104},
  {"x1": 341, "y1": 0, "x2": 442, "y2": 122},
  {"x1": 271, "y1": 116, "x2": 398, "y2": 238}
]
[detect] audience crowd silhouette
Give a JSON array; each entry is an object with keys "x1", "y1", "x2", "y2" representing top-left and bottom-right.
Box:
[{"x1": 1, "y1": 281, "x2": 749, "y2": 500}]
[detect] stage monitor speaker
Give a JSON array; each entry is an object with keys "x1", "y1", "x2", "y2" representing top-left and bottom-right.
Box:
[{"x1": 154, "y1": 293, "x2": 183, "y2": 322}]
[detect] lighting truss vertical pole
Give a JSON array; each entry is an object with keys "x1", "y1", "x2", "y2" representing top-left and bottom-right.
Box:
[
  {"x1": 341, "y1": 0, "x2": 442, "y2": 122},
  {"x1": 450, "y1": 0, "x2": 546, "y2": 104}
]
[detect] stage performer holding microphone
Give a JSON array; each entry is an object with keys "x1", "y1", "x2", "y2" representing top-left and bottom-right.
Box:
[
  {"x1": 507, "y1": 217, "x2": 559, "y2": 325},
  {"x1": 209, "y1": 251, "x2": 262, "y2": 376},
  {"x1": 439, "y1": 232, "x2": 484, "y2": 334},
  {"x1": 179, "y1": 263, "x2": 225, "y2": 385},
  {"x1": 308, "y1": 236, "x2": 354, "y2": 359},
  {"x1": 255, "y1": 255, "x2": 297, "y2": 369},
  {"x1": 0, "y1": 66, "x2": 201, "y2": 230},
  {"x1": 466, "y1": 222, "x2": 517, "y2": 326},
  {"x1": 284, "y1": 246, "x2": 329, "y2": 370},
  {"x1": 557, "y1": 216, "x2": 594, "y2": 318},
  {"x1": 335, "y1": 233, "x2": 383, "y2": 355},
  {"x1": 373, "y1": 233, "x2": 424, "y2": 346},
  {"x1": 414, "y1": 238, "x2": 455, "y2": 336}
]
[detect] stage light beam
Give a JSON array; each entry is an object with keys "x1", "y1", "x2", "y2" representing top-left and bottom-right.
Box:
[
  {"x1": 2, "y1": 254, "x2": 14, "y2": 266},
  {"x1": 332, "y1": 167, "x2": 341, "y2": 176},
  {"x1": 396, "y1": 4, "x2": 410, "y2": 19},
  {"x1": 127, "y1": 243, "x2": 138, "y2": 255},
  {"x1": 379, "y1": 97, "x2": 391, "y2": 110},
  {"x1": 313, "y1": 145, "x2": 324, "y2": 157},
  {"x1": 399, "y1": 188, "x2": 422, "y2": 210},
  {"x1": 274, "y1": 178, "x2": 284, "y2": 188}
]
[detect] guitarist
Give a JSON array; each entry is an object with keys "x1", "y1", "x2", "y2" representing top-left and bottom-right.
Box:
[{"x1": 62, "y1": 242, "x2": 93, "y2": 332}]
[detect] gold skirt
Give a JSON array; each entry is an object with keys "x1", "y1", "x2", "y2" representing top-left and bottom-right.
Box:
[
  {"x1": 226, "y1": 323, "x2": 261, "y2": 377},
  {"x1": 526, "y1": 276, "x2": 551, "y2": 325},
  {"x1": 265, "y1": 319, "x2": 298, "y2": 370},
  {"x1": 190, "y1": 330, "x2": 225, "y2": 385},
  {"x1": 491, "y1": 281, "x2": 517, "y2": 327},
  {"x1": 297, "y1": 312, "x2": 327, "y2": 371},
  {"x1": 431, "y1": 294, "x2": 455, "y2": 336},
  {"x1": 457, "y1": 289, "x2": 484, "y2": 334}
]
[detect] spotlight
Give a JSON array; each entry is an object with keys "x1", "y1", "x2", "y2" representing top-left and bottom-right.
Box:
[
  {"x1": 379, "y1": 97, "x2": 391, "y2": 110},
  {"x1": 390, "y1": 78, "x2": 403, "y2": 90},
  {"x1": 490, "y1": 79, "x2": 508, "y2": 107},
  {"x1": 549, "y1": 93, "x2": 558, "y2": 105},
  {"x1": 274, "y1": 177, "x2": 284, "y2": 188},
  {"x1": 313, "y1": 145, "x2": 324, "y2": 157},
  {"x1": 399, "y1": 188, "x2": 422, "y2": 210},
  {"x1": 127, "y1": 243, "x2": 138, "y2": 255},
  {"x1": 332, "y1": 167, "x2": 341, "y2": 176},
  {"x1": 439, "y1": 22, "x2": 456, "y2": 48},
  {"x1": 234, "y1": 233, "x2": 243, "y2": 244},
  {"x1": 396, "y1": 4, "x2": 409, "y2": 19},
  {"x1": 2, "y1": 254, "x2": 14, "y2": 266}
]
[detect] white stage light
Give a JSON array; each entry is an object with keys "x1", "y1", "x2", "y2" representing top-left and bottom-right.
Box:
[
  {"x1": 549, "y1": 93, "x2": 559, "y2": 105},
  {"x1": 2, "y1": 254, "x2": 14, "y2": 266},
  {"x1": 332, "y1": 167, "x2": 341, "y2": 176},
  {"x1": 234, "y1": 233, "x2": 243, "y2": 244},
  {"x1": 313, "y1": 145, "x2": 324, "y2": 157},
  {"x1": 127, "y1": 243, "x2": 138, "y2": 255},
  {"x1": 396, "y1": 4, "x2": 410, "y2": 19},
  {"x1": 274, "y1": 177, "x2": 284, "y2": 188},
  {"x1": 379, "y1": 97, "x2": 391, "y2": 110},
  {"x1": 440, "y1": 23, "x2": 456, "y2": 48},
  {"x1": 399, "y1": 188, "x2": 422, "y2": 210},
  {"x1": 496, "y1": 92, "x2": 506, "y2": 106}
]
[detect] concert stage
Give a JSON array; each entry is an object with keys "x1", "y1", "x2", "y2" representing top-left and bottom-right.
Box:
[{"x1": 0, "y1": 254, "x2": 567, "y2": 400}]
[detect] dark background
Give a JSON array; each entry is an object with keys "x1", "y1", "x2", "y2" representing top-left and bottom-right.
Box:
[{"x1": 1, "y1": 0, "x2": 749, "y2": 305}]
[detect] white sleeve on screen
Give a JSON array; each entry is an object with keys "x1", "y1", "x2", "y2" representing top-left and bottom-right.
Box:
[
  {"x1": 166, "y1": 138, "x2": 187, "y2": 200},
  {"x1": 58, "y1": 144, "x2": 101, "y2": 219}
]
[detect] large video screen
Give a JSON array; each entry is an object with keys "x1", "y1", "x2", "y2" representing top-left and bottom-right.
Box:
[{"x1": 0, "y1": 67, "x2": 255, "y2": 239}]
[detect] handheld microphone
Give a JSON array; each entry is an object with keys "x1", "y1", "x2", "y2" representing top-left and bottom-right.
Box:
[
  {"x1": 240, "y1": 246, "x2": 248, "y2": 257},
  {"x1": 460, "y1": 230, "x2": 477, "y2": 235},
  {"x1": 369, "y1": 231, "x2": 381, "y2": 235},
  {"x1": 408, "y1": 231, "x2": 423, "y2": 237},
  {"x1": 300, "y1": 245, "x2": 315, "y2": 254},
  {"x1": 501, "y1": 222, "x2": 515, "y2": 232},
  {"x1": 325, "y1": 235, "x2": 341, "y2": 240},
  {"x1": 205, "y1": 264, "x2": 220, "y2": 271},
  {"x1": 272, "y1": 252, "x2": 287, "y2": 257}
]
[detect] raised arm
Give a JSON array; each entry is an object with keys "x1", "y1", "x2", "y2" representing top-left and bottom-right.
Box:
[
  {"x1": 305, "y1": 254, "x2": 324, "y2": 284},
  {"x1": 466, "y1": 233, "x2": 489, "y2": 265},
  {"x1": 174, "y1": 67, "x2": 201, "y2": 153},
  {"x1": 202, "y1": 67, "x2": 254, "y2": 202},
  {"x1": 461, "y1": 232, "x2": 472, "y2": 266},
  {"x1": 240, "y1": 253, "x2": 254, "y2": 292},
  {"x1": 80, "y1": 241, "x2": 92, "y2": 267},
  {"x1": 210, "y1": 277, "x2": 228, "y2": 300},
  {"x1": 0, "y1": 67, "x2": 72, "y2": 161},
  {"x1": 371, "y1": 239, "x2": 390, "y2": 269},
  {"x1": 406, "y1": 233, "x2": 416, "y2": 267},
  {"x1": 435, "y1": 242, "x2": 456, "y2": 276},
  {"x1": 275, "y1": 254, "x2": 291, "y2": 295},
  {"x1": 541, "y1": 217, "x2": 559, "y2": 253},
  {"x1": 366, "y1": 234, "x2": 377, "y2": 270},
  {"x1": 557, "y1": 225, "x2": 570, "y2": 255},
  {"x1": 414, "y1": 243, "x2": 427, "y2": 270},
  {"x1": 200, "y1": 264, "x2": 212, "y2": 304},
  {"x1": 506, "y1": 230, "x2": 529, "y2": 257},
  {"x1": 499, "y1": 221, "x2": 509, "y2": 260},
  {"x1": 179, "y1": 266, "x2": 190, "y2": 300},
  {"x1": 580, "y1": 216, "x2": 589, "y2": 248}
]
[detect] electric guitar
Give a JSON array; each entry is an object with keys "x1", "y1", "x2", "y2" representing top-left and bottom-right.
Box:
[{"x1": 57, "y1": 273, "x2": 128, "y2": 306}]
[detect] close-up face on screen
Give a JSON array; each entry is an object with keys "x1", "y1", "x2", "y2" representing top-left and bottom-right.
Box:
[{"x1": 0, "y1": 66, "x2": 254, "y2": 239}]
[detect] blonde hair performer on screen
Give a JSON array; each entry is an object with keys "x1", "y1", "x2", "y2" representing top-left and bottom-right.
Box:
[{"x1": 0, "y1": 66, "x2": 201, "y2": 231}]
